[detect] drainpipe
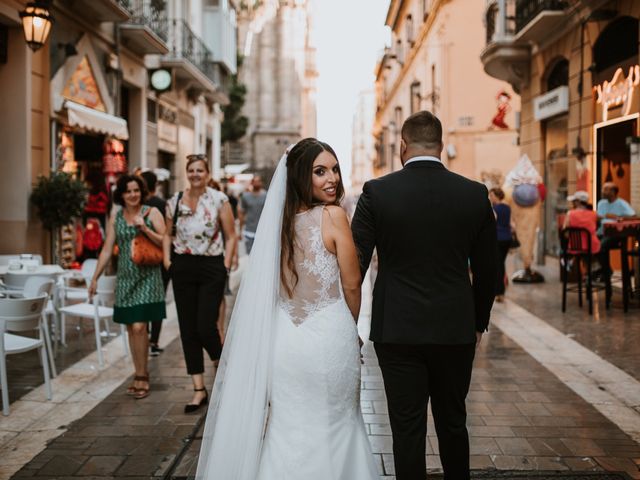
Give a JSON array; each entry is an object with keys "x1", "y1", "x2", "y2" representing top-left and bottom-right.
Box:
[{"x1": 113, "y1": 22, "x2": 122, "y2": 117}]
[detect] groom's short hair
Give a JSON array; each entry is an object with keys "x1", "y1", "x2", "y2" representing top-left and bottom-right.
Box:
[{"x1": 401, "y1": 111, "x2": 443, "y2": 150}]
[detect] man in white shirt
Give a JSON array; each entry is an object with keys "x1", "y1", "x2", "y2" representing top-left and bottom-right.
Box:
[{"x1": 596, "y1": 182, "x2": 636, "y2": 279}]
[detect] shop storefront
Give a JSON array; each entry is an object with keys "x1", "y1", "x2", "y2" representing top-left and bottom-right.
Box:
[
  {"x1": 534, "y1": 60, "x2": 570, "y2": 255},
  {"x1": 50, "y1": 39, "x2": 129, "y2": 263},
  {"x1": 590, "y1": 16, "x2": 639, "y2": 212}
]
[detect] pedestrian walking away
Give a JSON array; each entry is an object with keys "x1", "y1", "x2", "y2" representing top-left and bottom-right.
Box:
[
  {"x1": 489, "y1": 187, "x2": 513, "y2": 302},
  {"x1": 88, "y1": 174, "x2": 167, "y2": 400},
  {"x1": 141, "y1": 169, "x2": 170, "y2": 356},
  {"x1": 352, "y1": 110, "x2": 498, "y2": 480},
  {"x1": 238, "y1": 175, "x2": 267, "y2": 255},
  {"x1": 163, "y1": 154, "x2": 237, "y2": 414}
]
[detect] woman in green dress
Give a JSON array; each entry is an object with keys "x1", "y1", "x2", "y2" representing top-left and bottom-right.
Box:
[{"x1": 89, "y1": 174, "x2": 166, "y2": 399}]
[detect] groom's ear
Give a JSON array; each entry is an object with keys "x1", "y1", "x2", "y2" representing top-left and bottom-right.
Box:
[{"x1": 400, "y1": 139, "x2": 407, "y2": 161}]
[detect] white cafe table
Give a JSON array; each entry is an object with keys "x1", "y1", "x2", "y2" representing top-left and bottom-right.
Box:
[{"x1": 0, "y1": 264, "x2": 65, "y2": 278}]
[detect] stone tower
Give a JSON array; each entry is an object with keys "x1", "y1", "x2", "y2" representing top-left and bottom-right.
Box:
[{"x1": 233, "y1": 0, "x2": 317, "y2": 179}]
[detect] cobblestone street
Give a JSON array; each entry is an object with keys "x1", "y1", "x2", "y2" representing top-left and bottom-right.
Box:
[{"x1": 2, "y1": 257, "x2": 639, "y2": 479}]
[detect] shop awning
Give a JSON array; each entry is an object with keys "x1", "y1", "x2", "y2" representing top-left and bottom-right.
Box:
[
  {"x1": 65, "y1": 101, "x2": 129, "y2": 140},
  {"x1": 223, "y1": 163, "x2": 250, "y2": 175}
]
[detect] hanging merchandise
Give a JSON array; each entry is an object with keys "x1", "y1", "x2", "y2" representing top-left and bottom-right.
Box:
[
  {"x1": 85, "y1": 188, "x2": 109, "y2": 215},
  {"x1": 83, "y1": 217, "x2": 104, "y2": 252},
  {"x1": 102, "y1": 138, "x2": 127, "y2": 175},
  {"x1": 58, "y1": 130, "x2": 77, "y2": 173}
]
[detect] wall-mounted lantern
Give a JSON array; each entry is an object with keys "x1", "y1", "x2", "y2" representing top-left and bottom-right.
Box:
[{"x1": 20, "y1": 1, "x2": 54, "y2": 52}]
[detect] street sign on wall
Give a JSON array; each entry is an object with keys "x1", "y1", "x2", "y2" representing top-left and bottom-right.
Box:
[{"x1": 533, "y1": 86, "x2": 569, "y2": 121}]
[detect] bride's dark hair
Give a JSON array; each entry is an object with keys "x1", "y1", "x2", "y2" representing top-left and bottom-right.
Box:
[{"x1": 281, "y1": 138, "x2": 345, "y2": 298}]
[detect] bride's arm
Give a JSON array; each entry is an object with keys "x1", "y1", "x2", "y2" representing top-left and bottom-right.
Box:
[{"x1": 323, "y1": 206, "x2": 362, "y2": 322}]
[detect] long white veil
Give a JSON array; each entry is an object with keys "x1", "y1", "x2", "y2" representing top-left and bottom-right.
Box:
[{"x1": 195, "y1": 151, "x2": 289, "y2": 480}]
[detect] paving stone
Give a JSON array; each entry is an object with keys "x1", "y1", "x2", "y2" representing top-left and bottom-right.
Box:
[
  {"x1": 496, "y1": 438, "x2": 536, "y2": 455},
  {"x1": 76, "y1": 455, "x2": 126, "y2": 476},
  {"x1": 115, "y1": 455, "x2": 168, "y2": 476},
  {"x1": 36, "y1": 455, "x2": 86, "y2": 476}
]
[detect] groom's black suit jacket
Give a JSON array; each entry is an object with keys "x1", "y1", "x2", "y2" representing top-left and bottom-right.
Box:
[{"x1": 351, "y1": 160, "x2": 497, "y2": 345}]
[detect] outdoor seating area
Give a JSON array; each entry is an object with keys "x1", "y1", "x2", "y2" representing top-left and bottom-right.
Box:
[
  {"x1": 0, "y1": 255, "x2": 126, "y2": 415},
  {"x1": 559, "y1": 219, "x2": 640, "y2": 315}
]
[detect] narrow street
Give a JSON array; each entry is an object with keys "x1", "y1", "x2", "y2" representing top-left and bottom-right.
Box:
[{"x1": 2, "y1": 256, "x2": 639, "y2": 479}]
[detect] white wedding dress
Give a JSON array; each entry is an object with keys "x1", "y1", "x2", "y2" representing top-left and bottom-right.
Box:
[{"x1": 257, "y1": 206, "x2": 379, "y2": 480}]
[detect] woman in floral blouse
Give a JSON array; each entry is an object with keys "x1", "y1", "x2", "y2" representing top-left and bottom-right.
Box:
[{"x1": 163, "y1": 154, "x2": 237, "y2": 413}]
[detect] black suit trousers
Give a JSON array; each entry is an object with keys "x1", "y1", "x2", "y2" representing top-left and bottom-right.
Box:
[{"x1": 374, "y1": 342, "x2": 476, "y2": 480}]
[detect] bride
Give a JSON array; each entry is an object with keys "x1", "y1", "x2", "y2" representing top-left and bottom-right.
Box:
[{"x1": 195, "y1": 138, "x2": 379, "y2": 479}]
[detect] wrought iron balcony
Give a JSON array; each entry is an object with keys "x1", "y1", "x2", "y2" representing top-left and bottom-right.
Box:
[
  {"x1": 481, "y1": 0, "x2": 531, "y2": 92},
  {"x1": 163, "y1": 20, "x2": 228, "y2": 101},
  {"x1": 515, "y1": 0, "x2": 568, "y2": 33},
  {"x1": 485, "y1": 0, "x2": 516, "y2": 44},
  {"x1": 73, "y1": 0, "x2": 131, "y2": 23},
  {"x1": 168, "y1": 20, "x2": 211, "y2": 74},
  {"x1": 118, "y1": 0, "x2": 169, "y2": 54}
]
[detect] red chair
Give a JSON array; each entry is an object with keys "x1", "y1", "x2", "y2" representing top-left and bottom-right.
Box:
[{"x1": 560, "y1": 227, "x2": 596, "y2": 315}]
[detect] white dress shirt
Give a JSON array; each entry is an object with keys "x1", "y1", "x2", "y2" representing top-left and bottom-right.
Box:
[{"x1": 404, "y1": 155, "x2": 442, "y2": 166}]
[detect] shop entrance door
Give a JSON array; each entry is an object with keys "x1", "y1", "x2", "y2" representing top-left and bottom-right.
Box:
[
  {"x1": 543, "y1": 115, "x2": 569, "y2": 256},
  {"x1": 595, "y1": 116, "x2": 637, "y2": 204},
  {"x1": 158, "y1": 150, "x2": 176, "y2": 199}
]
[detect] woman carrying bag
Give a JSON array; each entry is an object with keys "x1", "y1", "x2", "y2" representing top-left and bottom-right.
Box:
[
  {"x1": 89, "y1": 174, "x2": 166, "y2": 399},
  {"x1": 489, "y1": 187, "x2": 513, "y2": 302},
  {"x1": 163, "y1": 154, "x2": 237, "y2": 413}
]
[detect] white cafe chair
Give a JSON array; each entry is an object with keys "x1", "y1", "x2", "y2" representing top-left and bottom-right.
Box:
[
  {"x1": 0, "y1": 294, "x2": 50, "y2": 416},
  {"x1": 58, "y1": 276, "x2": 126, "y2": 367},
  {"x1": 19, "y1": 277, "x2": 58, "y2": 377},
  {"x1": 57, "y1": 259, "x2": 98, "y2": 346}
]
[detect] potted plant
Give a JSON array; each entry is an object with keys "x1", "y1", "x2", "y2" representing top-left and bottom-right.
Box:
[{"x1": 30, "y1": 172, "x2": 87, "y2": 265}]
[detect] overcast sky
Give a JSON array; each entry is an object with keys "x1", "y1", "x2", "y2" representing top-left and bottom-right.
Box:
[{"x1": 313, "y1": 0, "x2": 390, "y2": 186}]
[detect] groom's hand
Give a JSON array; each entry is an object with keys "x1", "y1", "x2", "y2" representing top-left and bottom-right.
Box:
[{"x1": 476, "y1": 331, "x2": 483, "y2": 348}]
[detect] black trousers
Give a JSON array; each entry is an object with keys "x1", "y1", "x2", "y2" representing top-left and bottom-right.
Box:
[
  {"x1": 149, "y1": 266, "x2": 170, "y2": 345},
  {"x1": 374, "y1": 342, "x2": 476, "y2": 480},
  {"x1": 597, "y1": 235, "x2": 622, "y2": 277},
  {"x1": 496, "y1": 240, "x2": 511, "y2": 295},
  {"x1": 171, "y1": 254, "x2": 226, "y2": 375}
]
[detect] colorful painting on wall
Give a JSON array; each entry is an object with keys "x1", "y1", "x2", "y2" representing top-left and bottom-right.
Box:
[{"x1": 62, "y1": 56, "x2": 106, "y2": 112}]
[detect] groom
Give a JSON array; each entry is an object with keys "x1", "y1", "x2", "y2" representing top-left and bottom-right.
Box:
[{"x1": 352, "y1": 111, "x2": 497, "y2": 480}]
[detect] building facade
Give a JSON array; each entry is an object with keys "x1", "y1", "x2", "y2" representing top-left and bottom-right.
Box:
[
  {"x1": 482, "y1": 0, "x2": 640, "y2": 254},
  {"x1": 0, "y1": 0, "x2": 236, "y2": 261},
  {"x1": 351, "y1": 89, "x2": 376, "y2": 192},
  {"x1": 233, "y1": 0, "x2": 317, "y2": 179},
  {"x1": 374, "y1": 0, "x2": 520, "y2": 183}
]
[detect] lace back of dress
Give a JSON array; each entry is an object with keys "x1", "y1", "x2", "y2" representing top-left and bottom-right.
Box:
[{"x1": 281, "y1": 207, "x2": 341, "y2": 325}]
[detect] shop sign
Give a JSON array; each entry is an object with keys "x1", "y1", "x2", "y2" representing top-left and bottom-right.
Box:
[
  {"x1": 62, "y1": 56, "x2": 106, "y2": 112},
  {"x1": 533, "y1": 86, "x2": 569, "y2": 121},
  {"x1": 596, "y1": 65, "x2": 640, "y2": 121}
]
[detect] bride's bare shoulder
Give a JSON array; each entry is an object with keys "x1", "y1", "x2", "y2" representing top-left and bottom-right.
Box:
[{"x1": 321, "y1": 205, "x2": 350, "y2": 232}]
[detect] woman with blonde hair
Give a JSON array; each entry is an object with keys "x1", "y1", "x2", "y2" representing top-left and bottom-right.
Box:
[{"x1": 163, "y1": 154, "x2": 237, "y2": 413}]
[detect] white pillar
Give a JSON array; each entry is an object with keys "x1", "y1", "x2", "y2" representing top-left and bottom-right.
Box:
[{"x1": 212, "y1": 103, "x2": 223, "y2": 180}]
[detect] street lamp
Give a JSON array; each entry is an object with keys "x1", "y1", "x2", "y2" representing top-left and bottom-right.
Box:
[{"x1": 19, "y1": 1, "x2": 54, "y2": 52}]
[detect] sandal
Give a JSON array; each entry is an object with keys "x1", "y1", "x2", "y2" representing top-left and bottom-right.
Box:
[
  {"x1": 126, "y1": 374, "x2": 148, "y2": 395},
  {"x1": 133, "y1": 375, "x2": 150, "y2": 400}
]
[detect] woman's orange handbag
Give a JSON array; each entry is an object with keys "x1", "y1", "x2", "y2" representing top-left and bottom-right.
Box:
[{"x1": 131, "y1": 209, "x2": 163, "y2": 266}]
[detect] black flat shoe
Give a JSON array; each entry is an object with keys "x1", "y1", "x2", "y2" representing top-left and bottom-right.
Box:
[{"x1": 184, "y1": 387, "x2": 208, "y2": 414}]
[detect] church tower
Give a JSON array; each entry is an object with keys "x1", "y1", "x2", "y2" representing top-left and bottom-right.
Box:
[{"x1": 233, "y1": 0, "x2": 318, "y2": 179}]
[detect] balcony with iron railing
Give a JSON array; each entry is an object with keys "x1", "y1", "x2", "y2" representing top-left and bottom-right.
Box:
[
  {"x1": 118, "y1": 0, "x2": 169, "y2": 55},
  {"x1": 73, "y1": 0, "x2": 131, "y2": 23},
  {"x1": 481, "y1": 0, "x2": 531, "y2": 92},
  {"x1": 162, "y1": 19, "x2": 229, "y2": 102},
  {"x1": 514, "y1": 0, "x2": 570, "y2": 43}
]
